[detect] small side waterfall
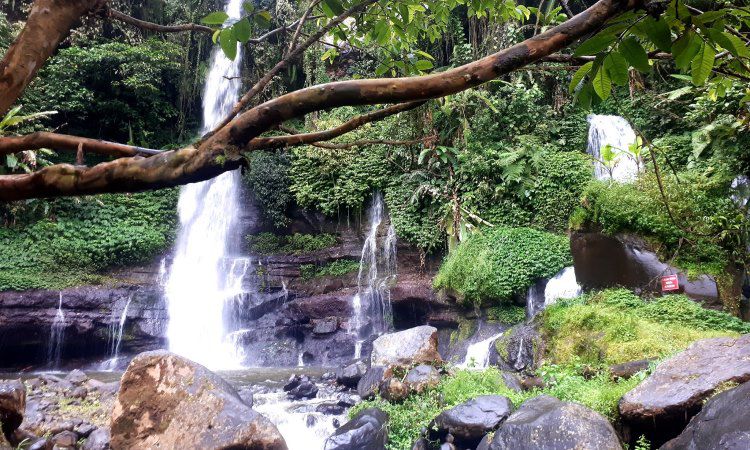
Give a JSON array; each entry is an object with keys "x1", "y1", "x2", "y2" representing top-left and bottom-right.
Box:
[
  {"x1": 459, "y1": 331, "x2": 504, "y2": 369},
  {"x1": 587, "y1": 114, "x2": 639, "y2": 182},
  {"x1": 47, "y1": 293, "x2": 66, "y2": 369},
  {"x1": 350, "y1": 193, "x2": 397, "y2": 358},
  {"x1": 526, "y1": 266, "x2": 582, "y2": 319},
  {"x1": 99, "y1": 296, "x2": 132, "y2": 371},
  {"x1": 164, "y1": 0, "x2": 249, "y2": 370}
]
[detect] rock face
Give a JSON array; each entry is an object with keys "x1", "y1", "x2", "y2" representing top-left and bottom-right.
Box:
[
  {"x1": 336, "y1": 361, "x2": 367, "y2": 388},
  {"x1": 403, "y1": 365, "x2": 441, "y2": 393},
  {"x1": 357, "y1": 366, "x2": 386, "y2": 400},
  {"x1": 0, "y1": 380, "x2": 25, "y2": 439},
  {"x1": 619, "y1": 335, "x2": 750, "y2": 445},
  {"x1": 431, "y1": 395, "x2": 513, "y2": 448},
  {"x1": 323, "y1": 408, "x2": 388, "y2": 450},
  {"x1": 490, "y1": 395, "x2": 621, "y2": 450},
  {"x1": 571, "y1": 232, "x2": 739, "y2": 309},
  {"x1": 110, "y1": 351, "x2": 286, "y2": 450},
  {"x1": 371, "y1": 325, "x2": 442, "y2": 367},
  {"x1": 661, "y1": 380, "x2": 750, "y2": 450},
  {"x1": 493, "y1": 325, "x2": 543, "y2": 374}
]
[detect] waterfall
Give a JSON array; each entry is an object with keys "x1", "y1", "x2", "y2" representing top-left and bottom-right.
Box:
[
  {"x1": 47, "y1": 293, "x2": 66, "y2": 369},
  {"x1": 526, "y1": 266, "x2": 582, "y2": 319},
  {"x1": 459, "y1": 331, "x2": 504, "y2": 369},
  {"x1": 351, "y1": 193, "x2": 396, "y2": 358},
  {"x1": 99, "y1": 296, "x2": 132, "y2": 371},
  {"x1": 586, "y1": 114, "x2": 639, "y2": 182},
  {"x1": 164, "y1": 0, "x2": 248, "y2": 370}
]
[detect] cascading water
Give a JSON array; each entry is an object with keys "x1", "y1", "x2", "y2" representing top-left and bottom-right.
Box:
[
  {"x1": 350, "y1": 193, "x2": 397, "y2": 358},
  {"x1": 99, "y1": 296, "x2": 132, "y2": 371},
  {"x1": 459, "y1": 331, "x2": 504, "y2": 369},
  {"x1": 47, "y1": 293, "x2": 66, "y2": 369},
  {"x1": 587, "y1": 114, "x2": 639, "y2": 182},
  {"x1": 526, "y1": 266, "x2": 582, "y2": 319},
  {"x1": 164, "y1": 0, "x2": 249, "y2": 370}
]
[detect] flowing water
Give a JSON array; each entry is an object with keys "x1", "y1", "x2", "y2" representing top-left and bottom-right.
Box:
[
  {"x1": 164, "y1": 0, "x2": 248, "y2": 370},
  {"x1": 587, "y1": 114, "x2": 639, "y2": 182},
  {"x1": 459, "y1": 331, "x2": 504, "y2": 369},
  {"x1": 99, "y1": 296, "x2": 133, "y2": 371},
  {"x1": 350, "y1": 192, "x2": 397, "y2": 358},
  {"x1": 526, "y1": 266, "x2": 582, "y2": 319},
  {"x1": 47, "y1": 293, "x2": 66, "y2": 369}
]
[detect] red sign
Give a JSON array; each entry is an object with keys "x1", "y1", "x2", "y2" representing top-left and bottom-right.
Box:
[{"x1": 661, "y1": 275, "x2": 680, "y2": 292}]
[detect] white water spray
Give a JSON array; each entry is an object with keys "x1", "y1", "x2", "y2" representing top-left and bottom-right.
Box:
[
  {"x1": 99, "y1": 296, "x2": 133, "y2": 371},
  {"x1": 544, "y1": 266, "x2": 582, "y2": 307},
  {"x1": 164, "y1": 0, "x2": 247, "y2": 370},
  {"x1": 459, "y1": 331, "x2": 504, "y2": 369},
  {"x1": 587, "y1": 114, "x2": 639, "y2": 182},
  {"x1": 47, "y1": 293, "x2": 66, "y2": 369}
]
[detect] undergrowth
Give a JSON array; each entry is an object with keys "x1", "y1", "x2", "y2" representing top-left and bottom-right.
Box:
[
  {"x1": 246, "y1": 232, "x2": 337, "y2": 255},
  {"x1": 299, "y1": 259, "x2": 360, "y2": 279}
]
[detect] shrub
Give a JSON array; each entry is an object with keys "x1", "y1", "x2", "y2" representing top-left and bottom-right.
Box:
[
  {"x1": 246, "y1": 232, "x2": 337, "y2": 255},
  {"x1": 434, "y1": 227, "x2": 572, "y2": 305},
  {"x1": 299, "y1": 259, "x2": 360, "y2": 279},
  {"x1": 242, "y1": 151, "x2": 292, "y2": 228}
]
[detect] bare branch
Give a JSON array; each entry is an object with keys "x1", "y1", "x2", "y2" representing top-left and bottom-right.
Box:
[
  {"x1": 107, "y1": 9, "x2": 213, "y2": 34},
  {"x1": 0, "y1": 132, "x2": 163, "y2": 158}
]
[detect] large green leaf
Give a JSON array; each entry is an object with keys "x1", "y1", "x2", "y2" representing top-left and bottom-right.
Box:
[
  {"x1": 673, "y1": 32, "x2": 701, "y2": 70},
  {"x1": 592, "y1": 66, "x2": 612, "y2": 100},
  {"x1": 202, "y1": 11, "x2": 229, "y2": 25},
  {"x1": 691, "y1": 42, "x2": 715, "y2": 86},
  {"x1": 640, "y1": 16, "x2": 672, "y2": 52},
  {"x1": 573, "y1": 31, "x2": 618, "y2": 56},
  {"x1": 232, "y1": 18, "x2": 252, "y2": 43},
  {"x1": 619, "y1": 37, "x2": 650, "y2": 73},
  {"x1": 604, "y1": 51, "x2": 629, "y2": 86},
  {"x1": 569, "y1": 61, "x2": 593, "y2": 94},
  {"x1": 220, "y1": 27, "x2": 238, "y2": 60}
]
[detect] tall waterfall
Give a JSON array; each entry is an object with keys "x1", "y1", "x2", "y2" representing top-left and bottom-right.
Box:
[
  {"x1": 164, "y1": 0, "x2": 247, "y2": 370},
  {"x1": 587, "y1": 114, "x2": 639, "y2": 182},
  {"x1": 351, "y1": 193, "x2": 397, "y2": 358},
  {"x1": 47, "y1": 293, "x2": 66, "y2": 369}
]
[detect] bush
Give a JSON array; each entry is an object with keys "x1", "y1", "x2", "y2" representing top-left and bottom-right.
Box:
[
  {"x1": 384, "y1": 175, "x2": 445, "y2": 252},
  {"x1": 434, "y1": 227, "x2": 572, "y2": 305},
  {"x1": 299, "y1": 259, "x2": 360, "y2": 279},
  {"x1": 246, "y1": 232, "x2": 337, "y2": 255},
  {"x1": 242, "y1": 151, "x2": 292, "y2": 228}
]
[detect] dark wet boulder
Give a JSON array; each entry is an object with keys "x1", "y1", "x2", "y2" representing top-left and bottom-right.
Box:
[
  {"x1": 323, "y1": 407, "x2": 388, "y2": 450},
  {"x1": 357, "y1": 366, "x2": 386, "y2": 400},
  {"x1": 287, "y1": 379, "x2": 319, "y2": 400},
  {"x1": 404, "y1": 365, "x2": 441, "y2": 394},
  {"x1": 0, "y1": 380, "x2": 25, "y2": 440},
  {"x1": 336, "y1": 361, "x2": 367, "y2": 388},
  {"x1": 661, "y1": 380, "x2": 750, "y2": 450},
  {"x1": 490, "y1": 395, "x2": 621, "y2": 450},
  {"x1": 65, "y1": 370, "x2": 88, "y2": 385},
  {"x1": 52, "y1": 430, "x2": 78, "y2": 449},
  {"x1": 110, "y1": 350, "x2": 286, "y2": 449},
  {"x1": 619, "y1": 335, "x2": 750, "y2": 445},
  {"x1": 316, "y1": 403, "x2": 346, "y2": 415},
  {"x1": 609, "y1": 359, "x2": 651, "y2": 380},
  {"x1": 81, "y1": 428, "x2": 110, "y2": 450},
  {"x1": 493, "y1": 325, "x2": 543, "y2": 374},
  {"x1": 431, "y1": 395, "x2": 513, "y2": 448},
  {"x1": 371, "y1": 325, "x2": 442, "y2": 368}
]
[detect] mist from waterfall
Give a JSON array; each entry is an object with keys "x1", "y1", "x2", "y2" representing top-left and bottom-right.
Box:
[
  {"x1": 47, "y1": 293, "x2": 66, "y2": 369},
  {"x1": 351, "y1": 193, "x2": 396, "y2": 358},
  {"x1": 164, "y1": 0, "x2": 247, "y2": 370},
  {"x1": 587, "y1": 114, "x2": 639, "y2": 182}
]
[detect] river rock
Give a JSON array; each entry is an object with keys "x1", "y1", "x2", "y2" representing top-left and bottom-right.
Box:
[
  {"x1": 323, "y1": 407, "x2": 388, "y2": 450},
  {"x1": 489, "y1": 395, "x2": 621, "y2": 450},
  {"x1": 52, "y1": 430, "x2": 78, "y2": 449},
  {"x1": 110, "y1": 350, "x2": 286, "y2": 449},
  {"x1": 431, "y1": 395, "x2": 513, "y2": 447},
  {"x1": 65, "y1": 370, "x2": 88, "y2": 385},
  {"x1": 81, "y1": 428, "x2": 110, "y2": 450},
  {"x1": 336, "y1": 361, "x2": 367, "y2": 388},
  {"x1": 371, "y1": 325, "x2": 442, "y2": 368},
  {"x1": 661, "y1": 380, "x2": 750, "y2": 449},
  {"x1": 0, "y1": 380, "x2": 25, "y2": 439},
  {"x1": 287, "y1": 380, "x2": 318, "y2": 400},
  {"x1": 609, "y1": 359, "x2": 651, "y2": 380},
  {"x1": 404, "y1": 365, "x2": 441, "y2": 394},
  {"x1": 619, "y1": 334, "x2": 750, "y2": 445},
  {"x1": 379, "y1": 378, "x2": 409, "y2": 403},
  {"x1": 357, "y1": 366, "x2": 386, "y2": 399}
]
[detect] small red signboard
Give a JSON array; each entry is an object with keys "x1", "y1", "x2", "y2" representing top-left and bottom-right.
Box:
[{"x1": 661, "y1": 275, "x2": 680, "y2": 292}]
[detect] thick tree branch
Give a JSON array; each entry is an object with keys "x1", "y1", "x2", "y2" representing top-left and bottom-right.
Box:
[
  {"x1": 308, "y1": 137, "x2": 429, "y2": 149},
  {"x1": 107, "y1": 9, "x2": 213, "y2": 34},
  {"x1": 0, "y1": 132, "x2": 162, "y2": 158},
  {"x1": 0, "y1": 0, "x2": 646, "y2": 200}
]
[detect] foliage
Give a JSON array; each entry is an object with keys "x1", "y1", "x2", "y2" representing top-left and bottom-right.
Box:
[
  {"x1": 242, "y1": 151, "x2": 292, "y2": 228},
  {"x1": 540, "y1": 289, "x2": 746, "y2": 366},
  {"x1": 22, "y1": 40, "x2": 183, "y2": 147},
  {"x1": 299, "y1": 259, "x2": 361, "y2": 279},
  {"x1": 384, "y1": 175, "x2": 445, "y2": 252},
  {"x1": 0, "y1": 190, "x2": 178, "y2": 290},
  {"x1": 486, "y1": 304, "x2": 526, "y2": 324},
  {"x1": 246, "y1": 232, "x2": 337, "y2": 255},
  {"x1": 434, "y1": 227, "x2": 571, "y2": 305},
  {"x1": 0, "y1": 106, "x2": 58, "y2": 174}
]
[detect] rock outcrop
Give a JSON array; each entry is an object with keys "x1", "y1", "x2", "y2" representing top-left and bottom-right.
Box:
[
  {"x1": 431, "y1": 395, "x2": 513, "y2": 448},
  {"x1": 489, "y1": 395, "x2": 621, "y2": 450},
  {"x1": 492, "y1": 324, "x2": 543, "y2": 374},
  {"x1": 371, "y1": 325, "x2": 442, "y2": 368},
  {"x1": 0, "y1": 380, "x2": 25, "y2": 440},
  {"x1": 110, "y1": 351, "x2": 286, "y2": 450},
  {"x1": 661, "y1": 380, "x2": 750, "y2": 450},
  {"x1": 323, "y1": 408, "x2": 388, "y2": 450},
  {"x1": 619, "y1": 334, "x2": 750, "y2": 445}
]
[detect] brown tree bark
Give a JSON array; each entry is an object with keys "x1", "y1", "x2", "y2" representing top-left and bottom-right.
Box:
[
  {"x1": 0, "y1": 0, "x2": 104, "y2": 116},
  {"x1": 0, "y1": 0, "x2": 646, "y2": 201}
]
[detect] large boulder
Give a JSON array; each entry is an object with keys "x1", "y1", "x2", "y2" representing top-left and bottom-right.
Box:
[
  {"x1": 431, "y1": 395, "x2": 513, "y2": 448},
  {"x1": 357, "y1": 366, "x2": 386, "y2": 400},
  {"x1": 336, "y1": 361, "x2": 367, "y2": 388},
  {"x1": 403, "y1": 365, "x2": 441, "y2": 394},
  {"x1": 489, "y1": 395, "x2": 621, "y2": 450},
  {"x1": 323, "y1": 408, "x2": 388, "y2": 450},
  {"x1": 0, "y1": 380, "x2": 25, "y2": 440},
  {"x1": 110, "y1": 350, "x2": 286, "y2": 449},
  {"x1": 661, "y1": 380, "x2": 750, "y2": 449},
  {"x1": 492, "y1": 325, "x2": 543, "y2": 374},
  {"x1": 619, "y1": 335, "x2": 750, "y2": 445},
  {"x1": 371, "y1": 326, "x2": 442, "y2": 368}
]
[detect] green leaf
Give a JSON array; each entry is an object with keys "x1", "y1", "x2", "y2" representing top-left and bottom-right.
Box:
[
  {"x1": 253, "y1": 11, "x2": 272, "y2": 29},
  {"x1": 641, "y1": 16, "x2": 672, "y2": 52},
  {"x1": 592, "y1": 66, "x2": 612, "y2": 100},
  {"x1": 322, "y1": 0, "x2": 345, "y2": 16},
  {"x1": 604, "y1": 51, "x2": 629, "y2": 86},
  {"x1": 242, "y1": 2, "x2": 255, "y2": 14},
  {"x1": 202, "y1": 11, "x2": 229, "y2": 26},
  {"x1": 414, "y1": 59, "x2": 434, "y2": 71},
  {"x1": 418, "y1": 148, "x2": 431, "y2": 165},
  {"x1": 619, "y1": 37, "x2": 650, "y2": 73},
  {"x1": 212, "y1": 29, "x2": 221, "y2": 44},
  {"x1": 569, "y1": 61, "x2": 594, "y2": 94},
  {"x1": 691, "y1": 42, "x2": 715, "y2": 86},
  {"x1": 220, "y1": 27, "x2": 238, "y2": 60},
  {"x1": 232, "y1": 18, "x2": 252, "y2": 43},
  {"x1": 573, "y1": 32, "x2": 617, "y2": 56},
  {"x1": 673, "y1": 32, "x2": 701, "y2": 70}
]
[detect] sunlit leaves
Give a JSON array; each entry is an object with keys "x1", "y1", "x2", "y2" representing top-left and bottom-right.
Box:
[
  {"x1": 619, "y1": 37, "x2": 650, "y2": 73},
  {"x1": 219, "y1": 27, "x2": 237, "y2": 60},
  {"x1": 201, "y1": 11, "x2": 229, "y2": 25},
  {"x1": 691, "y1": 42, "x2": 716, "y2": 86},
  {"x1": 201, "y1": 7, "x2": 274, "y2": 60},
  {"x1": 592, "y1": 65, "x2": 612, "y2": 100}
]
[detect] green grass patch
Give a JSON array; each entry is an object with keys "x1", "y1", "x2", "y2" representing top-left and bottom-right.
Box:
[
  {"x1": 246, "y1": 232, "x2": 337, "y2": 255},
  {"x1": 299, "y1": 259, "x2": 360, "y2": 279}
]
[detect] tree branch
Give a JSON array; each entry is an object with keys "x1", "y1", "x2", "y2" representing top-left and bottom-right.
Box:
[
  {"x1": 107, "y1": 9, "x2": 213, "y2": 34},
  {"x1": 0, "y1": 132, "x2": 163, "y2": 158},
  {"x1": 0, "y1": 0, "x2": 646, "y2": 200}
]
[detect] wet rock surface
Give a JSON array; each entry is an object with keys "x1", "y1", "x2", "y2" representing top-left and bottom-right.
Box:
[
  {"x1": 493, "y1": 324, "x2": 543, "y2": 374},
  {"x1": 404, "y1": 364, "x2": 441, "y2": 394},
  {"x1": 110, "y1": 350, "x2": 286, "y2": 449},
  {"x1": 371, "y1": 325, "x2": 442, "y2": 368},
  {"x1": 336, "y1": 361, "x2": 367, "y2": 388},
  {"x1": 431, "y1": 395, "x2": 513, "y2": 448},
  {"x1": 0, "y1": 380, "x2": 25, "y2": 439},
  {"x1": 619, "y1": 334, "x2": 750, "y2": 445},
  {"x1": 661, "y1": 380, "x2": 750, "y2": 450},
  {"x1": 323, "y1": 407, "x2": 388, "y2": 450},
  {"x1": 489, "y1": 395, "x2": 621, "y2": 450},
  {"x1": 357, "y1": 366, "x2": 387, "y2": 399}
]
